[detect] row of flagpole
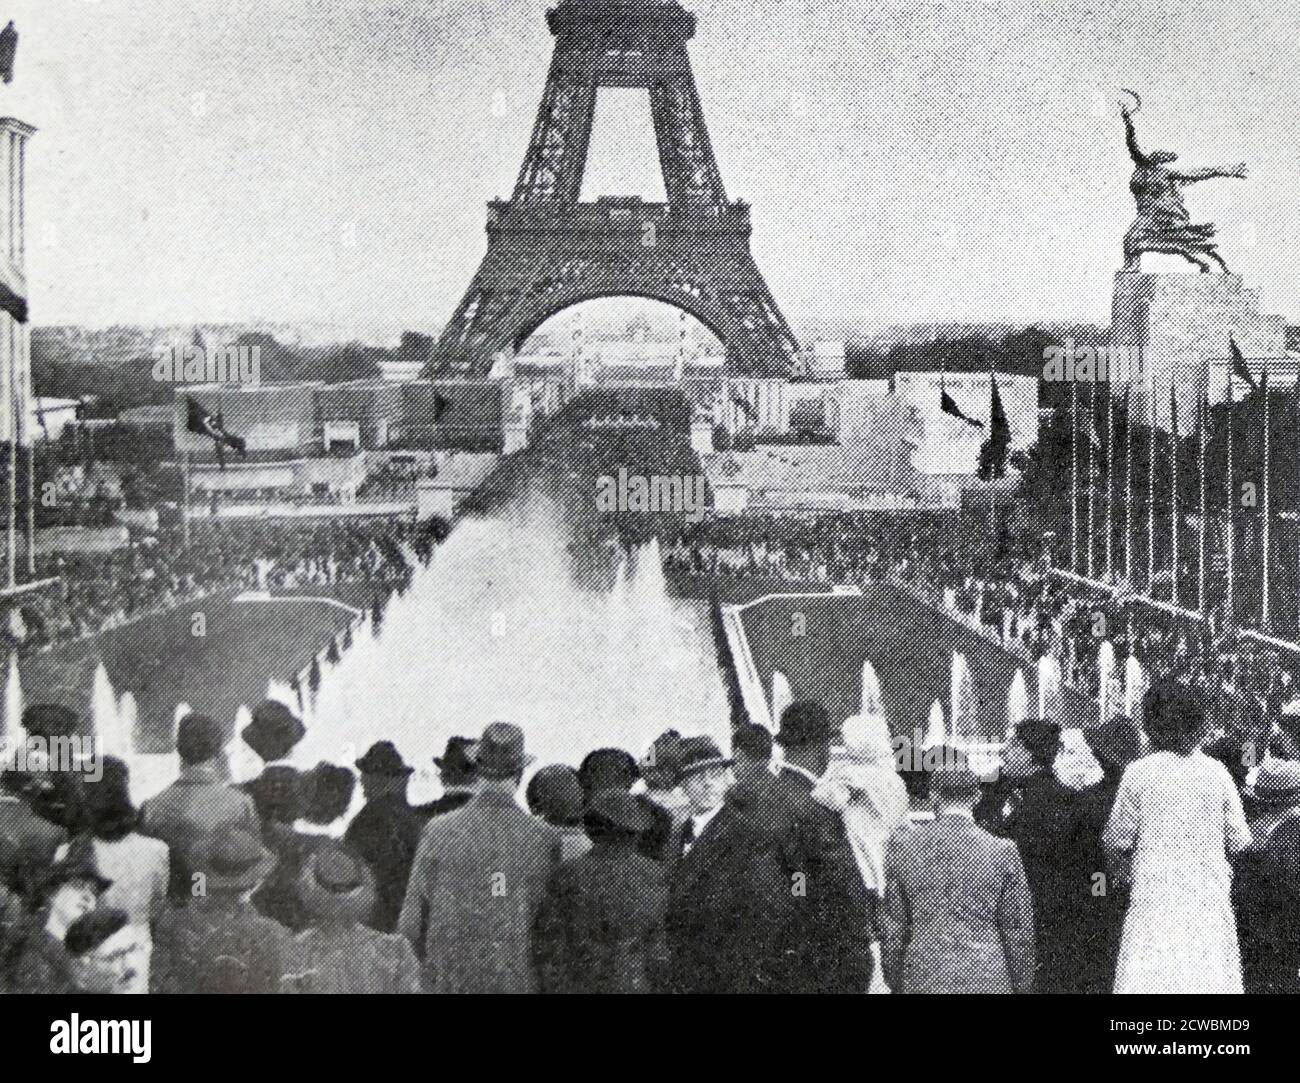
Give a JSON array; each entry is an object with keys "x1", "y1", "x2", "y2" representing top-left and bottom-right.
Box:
[{"x1": 1067, "y1": 343, "x2": 1289, "y2": 635}]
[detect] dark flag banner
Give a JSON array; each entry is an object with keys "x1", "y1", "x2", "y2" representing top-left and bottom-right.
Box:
[
  {"x1": 433, "y1": 391, "x2": 453, "y2": 422},
  {"x1": 940, "y1": 374, "x2": 983, "y2": 429},
  {"x1": 1229, "y1": 335, "x2": 1259, "y2": 394},
  {"x1": 978, "y1": 374, "x2": 1012, "y2": 479},
  {"x1": 186, "y1": 396, "x2": 247, "y2": 469},
  {"x1": 731, "y1": 391, "x2": 758, "y2": 422}
]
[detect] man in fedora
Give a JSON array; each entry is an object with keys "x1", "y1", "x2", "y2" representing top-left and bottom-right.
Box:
[
  {"x1": 240, "y1": 700, "x2": 307, "y2": 823},
  {"x1": 140, "y1": 713, "x2": 258, "y2": 903},
  {"x1": 665, "y1": 701, "x2": 874, "y2": 993},
  {"x1": 533, "y1": 789, "x2": 668, "y2": 994},
  {"x1": 665, "y1": 736, "x2": 733, "y2": 864},
  {"x1": 344, "y1": 741, "x2": 423, "y2": 932},
  {"x1": 1242, "y1": 757, "x2": 1300, "y2": 847},
  {"x1": 881, "y1": 746, "x2": 1036, "y2": 993},
  {"x1": 1000, "y1": 718, "x2": 1089, "y2": 993},
  {"x1": 414, "y1": 736, "x2": 478, "y2": 820},
  {"x1": 399, "y1": 722, "x2": 561, "y2": 993},
  {"x1": 283, "y1": 843, "x2": 420, "y2": 993},
  {"x1": 151, "y1": 825, "x2": 292, "y2": 993}
]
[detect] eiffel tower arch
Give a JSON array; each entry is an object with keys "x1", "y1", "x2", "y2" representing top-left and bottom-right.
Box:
[{"x1": 429, "y1": 0, "x2": 801, "y2": 378}]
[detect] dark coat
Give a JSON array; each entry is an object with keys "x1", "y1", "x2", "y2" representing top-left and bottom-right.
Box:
[
  {"x1": 343, "y1": 793, "x2": 423, "y2": 933},
  {"x1": 152, "y1": 899, "x2": 293, "y2": 993},
  {"x1": 251, "y1": 824, "x2": 328, "y2": 933},
  {"x1": 664, "y1": 768, "x2": 875, "y2": 994},
  {"x1": 6, "y1": 925, "x2": 78, "y2": 994},
  {"x1": 283, "y1": 924, "x2": 421, "y2": 994},
  {"x1": 1233, "y1": 814, "x2": 1300, "y2": 994},
  {"x1": 1002, "y1": 769, "x2": 1091, "y2": 994},
  {"x1": 0, "y1": 795, "x2": 67, "y2": 901},
  {"x1": 1073, "y1": 773, "x2": 1130, "y2": 994},
  {"x1": 881, "y1": 814, "x2": 1036, "y2": 994},
  {"x1": 533, "y1": 837, "x2": 669, "y2": 994}
]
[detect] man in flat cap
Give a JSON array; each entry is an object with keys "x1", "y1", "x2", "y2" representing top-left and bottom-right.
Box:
[{"x1": 399, "y1": 723, "x2": 561, "y2": 993}]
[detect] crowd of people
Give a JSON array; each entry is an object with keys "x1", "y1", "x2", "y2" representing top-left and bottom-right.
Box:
[
  {"x1": 2, "y1": 673, "x2": 1297, "y2": 995},
  {"x1": 2, "y1": 517, "x2": 440, "y2": 655}
]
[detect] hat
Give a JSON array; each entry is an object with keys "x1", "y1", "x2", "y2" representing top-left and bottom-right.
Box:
[
  {"x1": 298, "y1": 843, "x2": 376, "y2": 924},
  {"x1": 930, "y1": 745, "x2": 981, "y2": 800},
  {"x1": 475, "y1": 723, "x2": 534, "y2": 781},
  {"x1": 774, "y1": 701, "x2": 832, "y2": 748},
  {"x1": 1015, "y1": 719, "x2": 1062, "y2": 762},
  {"x1": 247, "y1": 764, "x2": 303, "y2": 824},
  {"x1": 1245, "y1": 759, "x2": 1300, "y2": 806},
  {"x1": 38, "y1": 847, "x2": 113, "y2": 899},
  {"x1": 840, "y1": 714, "x2": 895, "y2": 765},
  {"x1": 584, "y1": 789, "x2": 652, "y2": 835},
  {"x1": 355, "y1": 741, "x2": 413, "y2": 778},
  {"x1": 526, "y1": 765, "x2": 585, "y2": 827},
  {"x1": 83, "y1": 757, "x2": 138, "y2": 840},
  {"x1": 65, "y1": 907, "x2": 131, "y2": 958},
  {"x1": 577, "y1": 747, "x2": 639, "y2": 795},
  {"x1": 1083, "y1": 716, "x2": 1143, "y2": 771},
  {"x1": 433, "y1": 736, "x2": 479, "y2": 784},
  {"x1": 299, "y1": 763, "x2": 356, "y2": 826},
  {"x1": 22, "y1": 703, "x2": 78, "y2": 740},
  {"x1": 241, "y1": 700, "x2": 306, "y2": 763},
  {"x1": 677, "y1": 736, "x2": 733, "y2": 779},
  {"x1": 640, "y1": 729, "x2": 684, "y2": 787},
  {"x1": 176, "y1": 713, "x2": 226, "y2": 766},
  {"x1": 197, "y1": 826, "x2": 276, "y2": 893}
]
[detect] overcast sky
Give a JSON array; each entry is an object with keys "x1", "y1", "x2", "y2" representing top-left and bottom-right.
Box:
[{"x1": 6, "y1": 0, "x2": 1299, "y2": 333}]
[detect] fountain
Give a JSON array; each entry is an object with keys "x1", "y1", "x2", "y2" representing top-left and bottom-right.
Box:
[
  {"x1": 924, "y1": 700, "x2": 947, "y2": 748},
  {"x1": 1124, "y1": 654, "x2": 1147, "y2": 719},
  {"x1": 307, "y1": 512, "x2": 729, "y2": 768},
  {"x1": 116, "y1": 692, "x2": 139, "y2": 755},
  {"x1": 2, "y1": 653, "x2": 23, "y2": 753},
  {"x1": 227, "y1": 704, "x2": 262, "y2": 782},
  {"x1": 1036, "y1": 654, "x2": 1063, "y2": 723},
  {"x1": 1006, "y1": 670, "x2": 1030, "y2": 728},
  {"x1": 1097, "y1": 640, "x2": 1116, "y2": 721},
  {"x1": 770, "y1": 671, "x2": 793, "y2": 729},
  {"x1": 91, "y1": 662, "x2": 127, "y2": 759},
  {"x1": 859, "y1": 660, "x2": 884, "y2": 718},
  {"x1": 949, "y1": 653, "x2": 977, "y2": 743}
]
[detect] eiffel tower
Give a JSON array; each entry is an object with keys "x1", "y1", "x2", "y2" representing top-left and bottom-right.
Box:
[{"x1": 428, "y1": 0, "x2": 800, "y2": 378}]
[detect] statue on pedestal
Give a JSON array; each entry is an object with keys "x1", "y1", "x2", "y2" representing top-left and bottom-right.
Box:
[{"x1": 1119, "y1": 90, "x2": 1247, "y2": 273}]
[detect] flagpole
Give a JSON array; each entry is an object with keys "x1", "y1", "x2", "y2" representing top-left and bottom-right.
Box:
[
  {"x1": 182, "y1": 449, "x2": 191, "y2": 550},
  {"x1": 1226, "y1": 359, "x2": 1235, "y2": 629},
  {"x1": 7, "y1": 350, "x2": 17, "y2": 590},
  {"x1": 1106, "y1": 380, "x2": 1114, "y2": 581},
  {"x1": 1170, "y1": 381, "x2": 1179, "y2": 608},
  {"x1": 1071, "y1": 379, "x2": 1078, "y2": 574},
  {"x1": 1125, "y1": 384, "x2": 1133, "y2": 584},
  {"x1": 1262, "y1": 366, "x2": 1271, "y2": 630},
  {"x1": 1198, "y1": 365, "x2": 1207, "y2": 615},
  {"x1": 1146, "y1": 372, "x2": 1155, "y2": 595},
  {"x1": 1086, "y1": 383, "x2": 1095, "y2": 580}
]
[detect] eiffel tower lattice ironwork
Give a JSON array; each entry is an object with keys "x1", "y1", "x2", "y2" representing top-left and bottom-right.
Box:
[{"x1": 427, "y1": 0, "x2": 801, "y2": 378}]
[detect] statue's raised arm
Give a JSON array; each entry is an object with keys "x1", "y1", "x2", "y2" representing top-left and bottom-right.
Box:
[{"x1": 1117, "y1": 90, "x2": 1245, "y2": 274}]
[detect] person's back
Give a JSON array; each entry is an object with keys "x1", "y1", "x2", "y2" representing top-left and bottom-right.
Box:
[
  {"x1": 152, "y1": 897, "x2": 292, "y2": 993},
  {"x1": 882, "y1": 813, "x2": 1035, "y2": 994},
  {"x1": 1233, "y1": 814, "x2": 1300, "y2": 994},
  {"x1": 398, "y1": 724, "x2": 560, "y2": 994},
  {"x1": 284, "y1": 923, "x2": 420, "y2": 994}
]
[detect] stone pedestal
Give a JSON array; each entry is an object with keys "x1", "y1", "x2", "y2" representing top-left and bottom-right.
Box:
[
  {"x1": 690, "y1": 417, "x2": 714, "y2": 454},
  {"x1": 1110, "y1": 272, "x2": 1286, "y2": 430}
]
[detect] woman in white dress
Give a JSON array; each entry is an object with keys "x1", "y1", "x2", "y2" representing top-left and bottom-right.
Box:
[{"x1": 1103, "y1": 680, "x2": 1251, "y2": 993}]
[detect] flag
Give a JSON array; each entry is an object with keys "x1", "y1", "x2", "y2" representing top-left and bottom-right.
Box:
[
  {"x1": 186, "y1": 396, "x2": 247, "y2": 469},
  {"x1": 940, "y1": 373, "x2": 983, "y2": 429},
  {"x1": 1229, "y1": 336, "x2": 1259, "y2": 394},
  {"x1": 730, "y1": 391, "x2": 757, "y2": 422},
  {"x1": 978, "y1": 375, "x2": 1012, "y2": 480},
  {"x1": 433, "y1": 391, "x2": 452, "y2": 422},
  {"x1": 0, "y1": 22, "x2": 17, "y2": 85}
]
